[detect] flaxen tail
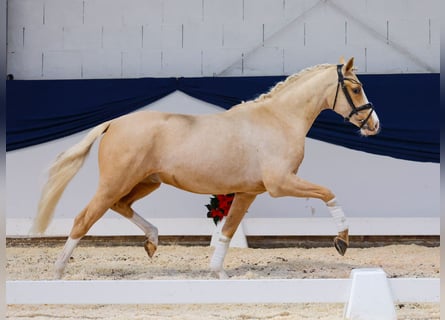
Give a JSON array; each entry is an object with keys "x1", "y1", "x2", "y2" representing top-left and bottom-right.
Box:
[{"x1": 30, "y1": 120, "x2": 112, "y2": 234}]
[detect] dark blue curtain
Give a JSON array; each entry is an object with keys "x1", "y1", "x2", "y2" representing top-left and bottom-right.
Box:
[{"x1": 6, "y1": 74, "x2": 439, "y2": 163}]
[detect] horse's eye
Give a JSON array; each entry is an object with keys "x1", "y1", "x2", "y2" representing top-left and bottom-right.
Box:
[{"x1": 352, "y1": 87, "x2": 361, "y2": 94}]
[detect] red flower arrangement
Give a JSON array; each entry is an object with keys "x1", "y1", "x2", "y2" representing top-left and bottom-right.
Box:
[{"x1": 206, "y1": 193, "x2": 235, "y2": 225}]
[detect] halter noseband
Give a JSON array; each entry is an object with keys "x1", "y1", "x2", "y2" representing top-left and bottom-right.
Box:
[{"x1": 332, "y1": 64, "x2": 374, "y2": 129}]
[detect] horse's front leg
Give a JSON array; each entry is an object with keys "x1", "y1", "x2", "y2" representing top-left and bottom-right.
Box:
[
  {"x1": 210, "y1": 193, "x2": 256, "y2": 279},
  {"x1": 326, "y1": 197, "x2": 349, "y2": 256},
  {"x1": 265, "y1": 174, "x2": 349, "y2": 256}
]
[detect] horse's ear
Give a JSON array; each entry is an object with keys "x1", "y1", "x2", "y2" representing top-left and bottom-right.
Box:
[
  {"x1": 345, "y1": 57, "x2": 354, "y2": 72},
  {"x1": 339, "y1": 56, "x2": 345, "y2": 64}
]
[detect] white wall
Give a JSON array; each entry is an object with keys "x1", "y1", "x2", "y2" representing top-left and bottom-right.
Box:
[
  {"x1": 7, "y1": 0, "x2": 440, "y2": 79},
  {"x1": 6, "y1": 92, "x2": 439, "y2": 236}
]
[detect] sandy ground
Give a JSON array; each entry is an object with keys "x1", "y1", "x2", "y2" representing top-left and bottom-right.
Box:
[{"x1": 6, "y1": 243, "x2": 440, "y2": 319}]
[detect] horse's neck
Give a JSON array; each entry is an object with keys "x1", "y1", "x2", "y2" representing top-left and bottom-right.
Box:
[{"x1": 263, "y1": 71, "x2": 334, "y2": 134}]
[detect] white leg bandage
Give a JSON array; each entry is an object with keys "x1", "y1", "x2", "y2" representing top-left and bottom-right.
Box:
[
  {"x1": 210, "y1": 235, "x2": 230, "y2": 278},
  {"x1": 130, "y1": 212, "x2": 158, "y2": 244},
  {"x1": 54, "y1": 237, "x2": 80, "y2": 279},
  {"x1": 326, "y1": 198, "x2": 348, "y2": 232}
]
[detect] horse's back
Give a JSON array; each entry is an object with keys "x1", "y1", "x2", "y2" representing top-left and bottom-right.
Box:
[
  {"x1": 104, "y1": 110, "x2": 198, "y2": 143},
  {"x1": 99, "y1": 109, "x2": 230, "y2": 165},
  {"x1": 97, "y1": 109, "x2": 266, "y2": 194}
]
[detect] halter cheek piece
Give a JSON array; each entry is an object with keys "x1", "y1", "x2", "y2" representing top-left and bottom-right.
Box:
[{"x1": 332, "y1": 64, "x2": 374, "y2": 129}]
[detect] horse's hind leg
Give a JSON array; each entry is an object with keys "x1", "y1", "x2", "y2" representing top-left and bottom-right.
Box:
[
  {"x1": 54, "y1": 181, "x2": 158, "y2": 279},
  {"x1": 111, "y1": 180, "x2": 161, "y2": 258},
  {"x1": 54, "y1": 192, "x2": 112, "y2": 279}
]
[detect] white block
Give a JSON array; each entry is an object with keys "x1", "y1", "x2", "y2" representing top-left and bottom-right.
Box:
[
  {"x1": 222, "y1": 22, "x2": 263, "y2": 49},
  {"x1": 83, "y1": 0, "x2": 124, "y2": 26},
  {"x1": 264, "y1": 21, "x2": 305, "y2": 49},
  {"x1": 7, "y1": 0, "x2": 45, "y2": 28},
  {"x1": 360, "y1": 0, "x2": 434, "y2": 21},
  {"x1": 304, "y1": 10, "x2": 345, "y2": 48},
  {"x1": 7, "y1": 26, "x2": 25, "y2": 52},
  {"x1": 142, "y1": 24, "x2": 162, "y2": 49},
  {"x1": 346, "y1": 19, "x2": 378, "y2": 48},
  {"x1": 182, "y1": 22, "x2": 223, "y2": 49},
  {"x1": 122, "y1": 51, "x2": 142, "y2": 78},
  {"x1": 162, "y1": 0, "x2": 203, "y2": 24},
  {"x1": 81, "y1": 50, "x2": 122, "y2": 78},
  {"x1": 24, "y1": 25, "x2": 64, "y2": 50},
  {"x1": 244, "y1": 47, "x2": 284, "y2": 76},
  {"x1": 203, "y1": 0, "x2": 243, "y2": 23},
  {"x1": 140, "y1": 50, "x2": 163, "y2": 76},
  {"x1": 161, "y1": 24, "x2": 183, "y2": 49},
  {"x1": 283, "y1": 0, "x2": 320, "y2": 21},
  {"x1": 62, "y1": 25, "x2": 102, "y2": 50},
  {"x1": 143, "y1": 24, "x2": 182, "y2": 49},
  {"x1": 244, "y1": 0, "x2": 284, "y2": 23},
  {"x1": 365, "y1": 42, "x2": 420, "y2": 73},
  {"x1": 43, "y1": 50, "x2": 82, "y2": 79},
  {"x1": 121, "y1": 0, "x2": 163, "y2": 26},
  {"x1": 102, "y1": 25, "x2": 142, "y2": 50},
  {"x1": 388, "y1": 18, "x2": 429, "y2": 48},
  {"x1": 344, "y1": 268, "x2": 396, "y2": 320},
  {"x1": 7, "y1": 51, "x2": 43, "y2": 79},
  {"x1": 43, "y1": 0, "x2": 83, "y2": 26},
  {"x1": 161, "y1": 49, "x2": 202, "y2": 77},
  {"x1": 202, "y1": 48, "x2": 243, "y2": 76},
  {"x1": 283, "y1": 47, "x2": 331, "y2": 75}
]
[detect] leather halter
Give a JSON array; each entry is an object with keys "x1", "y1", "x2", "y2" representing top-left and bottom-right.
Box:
[{"x1": 332, "y1": 64, "x2": 374, "y2": 129}]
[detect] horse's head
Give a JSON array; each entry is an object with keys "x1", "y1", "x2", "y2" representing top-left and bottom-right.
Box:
[{"x1": 331, "y1": 57, "x2": 380, "y2": 136}]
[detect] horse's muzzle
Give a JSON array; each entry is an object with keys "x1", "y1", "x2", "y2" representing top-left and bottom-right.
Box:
[{"x1": 360, "y1": 122, "x2": 380, "y2": 136}]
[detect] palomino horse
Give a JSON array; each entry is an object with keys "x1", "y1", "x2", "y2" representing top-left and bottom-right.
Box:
[{"x1": 32, "y1": 57, "x2": 380, "y2": 279}]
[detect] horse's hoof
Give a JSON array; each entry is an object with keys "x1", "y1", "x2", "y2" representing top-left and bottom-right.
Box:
[
  {"x1": 212, "y1": 270, "x2": 229, "y2": 279},
  {"x1": 54, "y1": 266, "x2": 64, "y2": 279},
  {"x1": 334, "y1": 237, "x2": 348, "y2": 256},
  {"x1": 54, "y1": 270, "x2": 63, "y2": 280},
  {"x1": 144, "y1": 239, "x2": 157, "y2": 258},
  {"x1": 333, "y1": 229, "x2": 349, "y2": 256},
  {"x1": 54, "y1": 260, "x2": 66, "y2": 279}
]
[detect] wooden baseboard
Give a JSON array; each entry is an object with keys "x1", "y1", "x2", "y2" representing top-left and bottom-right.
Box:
[{"x1": 6, "y1": 235, "x2": 439, "y2": 248}]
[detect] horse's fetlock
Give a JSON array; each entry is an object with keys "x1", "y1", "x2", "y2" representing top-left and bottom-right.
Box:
[{"x1": 147, "y1": 226, "x2": 158, "y2": 244}]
